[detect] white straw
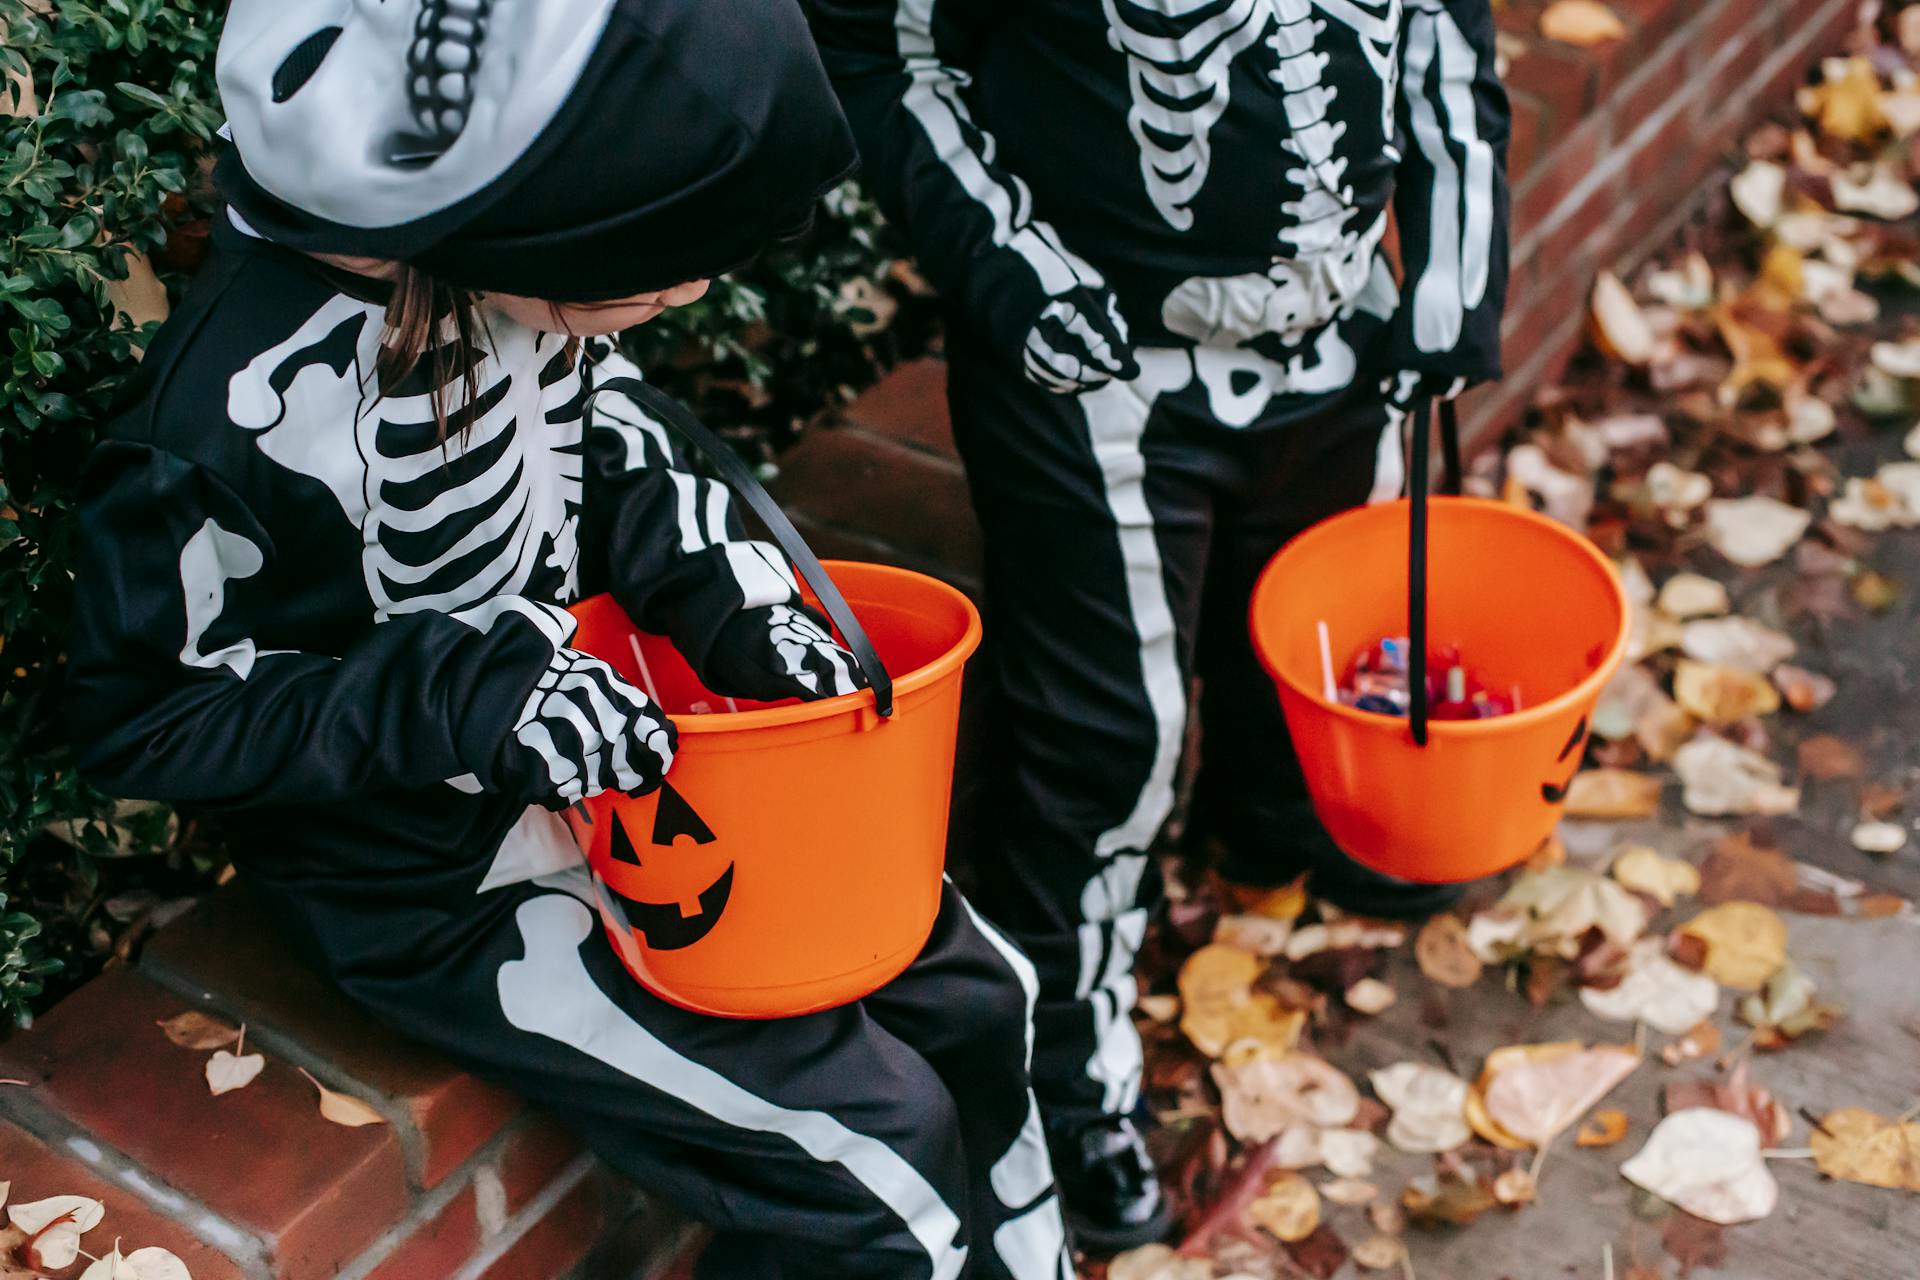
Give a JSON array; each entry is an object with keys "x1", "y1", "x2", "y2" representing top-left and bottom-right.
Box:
[
  {"x1": 625, "y1": 633, "x2": 665, "y2": 706},
  {"x1": 1317, "y1": 620, "x2": 1337, "y2": 702}
]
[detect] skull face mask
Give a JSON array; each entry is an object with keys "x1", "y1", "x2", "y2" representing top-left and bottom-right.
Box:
[{"x1": 215, "y1": 0, "x2": 859, "y2": 300}]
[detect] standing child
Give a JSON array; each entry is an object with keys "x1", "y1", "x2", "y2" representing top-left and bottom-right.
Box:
[
  {"x1": 67, "y1": 3, "x2": 1073, "y2": 1277},
  {"x1": 803, "y1": 0, "x2": 1510, "y2": 1249}
]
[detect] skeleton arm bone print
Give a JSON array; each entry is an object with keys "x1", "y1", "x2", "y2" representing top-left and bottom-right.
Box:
[
  {"x1": 1390, "y1": 0, "x2": 1509, "y2": 384},
  {"x1": 66, "y1": 444, "x2": 587, "y2": 807},
  {"x1": 799, "y1": 0, "x2": 1135, "y2": 392}
]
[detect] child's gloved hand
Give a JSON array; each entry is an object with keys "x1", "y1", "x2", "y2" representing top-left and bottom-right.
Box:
[
  {"x1": 1020, "y1": 285, "x2": 1140, "y2": 394},
  {"x1": 699, "y1": 604, "x2": 869, "y2": 703},
  {"x1": 499, "y1": 648, "x2": 677, "y2": 808}
]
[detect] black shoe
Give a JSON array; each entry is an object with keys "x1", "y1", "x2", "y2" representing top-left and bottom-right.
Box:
[
  {"x1": 1047, "y1": 1114, "x2": 1173, "y2": 1255},
  {"x1": 1216, "y1": 824, "x2": 1470, "y2": 920}
]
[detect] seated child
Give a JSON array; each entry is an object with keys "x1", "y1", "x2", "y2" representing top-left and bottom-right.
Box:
[{"x1": 66, "y1": 3, "x2": 1071, "y2": 1277}]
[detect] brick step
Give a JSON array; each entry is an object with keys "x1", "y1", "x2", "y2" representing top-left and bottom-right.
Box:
[{"x1": 0, "y1": 885, "x2": 678, "y2": 1280}]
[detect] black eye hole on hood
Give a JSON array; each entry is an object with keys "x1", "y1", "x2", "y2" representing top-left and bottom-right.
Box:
[{"x1": 271, "y1": 26, "x2": 343, "y2": 103}]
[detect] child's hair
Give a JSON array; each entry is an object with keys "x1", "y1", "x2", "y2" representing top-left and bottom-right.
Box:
[
  {"x1": 372, "y1": 264, "x2": 585, "y2": 443},
  {"x1": 373, "y1": 262, "x2": 488, "y2": 443}
]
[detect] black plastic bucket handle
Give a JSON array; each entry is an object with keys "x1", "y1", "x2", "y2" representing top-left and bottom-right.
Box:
[
  {"x1": 1408, "y1": 397, "x2": 1464, "y2": 748},
  {"x1": 583, "y1": 375, "x2": 895, "y2": 719}
]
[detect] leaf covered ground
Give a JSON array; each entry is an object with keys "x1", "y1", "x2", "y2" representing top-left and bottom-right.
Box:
[{"x1": 1098, "y1": 6, "x2": 1920, "y2": 1278}]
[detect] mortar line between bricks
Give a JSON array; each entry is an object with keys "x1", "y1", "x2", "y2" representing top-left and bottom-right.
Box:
[
  {"x1": 446, "y1": 1152, "x2": 597, "y2": 1280},
  {"x1": 330, "y1": 1114, "x2": 539, "y2": 1280},
  {"x1": 1729, "y1": 0, "x2": 1857, "y2": 117},
  {"x1": 137, "y1": 960, "x2": 435, "y2": 1188},
  {"x1": 0, "y1": 1088, "x2": 273, "y2": 1278}
]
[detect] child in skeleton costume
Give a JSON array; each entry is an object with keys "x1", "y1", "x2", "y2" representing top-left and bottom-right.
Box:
[
  {"x1": 802, "y1": 0, "x2": 1510, "y2": 1248},
  {"x1": 67, "y1": 3, "x2": 1076, "y2": 1277}
]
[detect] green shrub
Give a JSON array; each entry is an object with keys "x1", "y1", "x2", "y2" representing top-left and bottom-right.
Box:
[{"x1": 0, "y1": 0, "x2": 926, "y2": 1025}]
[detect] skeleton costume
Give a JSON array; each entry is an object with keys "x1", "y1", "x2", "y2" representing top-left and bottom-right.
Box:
[
  {"x1": 802, "y1": 0, "x2": 1510, "y2": 1226},
  {"x1": 67, "y1": 4, "x2": 1074, "y2": 1277}
]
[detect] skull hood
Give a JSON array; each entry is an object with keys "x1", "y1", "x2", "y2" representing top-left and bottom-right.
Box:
[{"x1": 215, "y1": 0, "x2": 858, "y2": 301}]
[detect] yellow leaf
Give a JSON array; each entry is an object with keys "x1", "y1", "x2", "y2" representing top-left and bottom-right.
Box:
[
  {"x1": 1677, "y1": 902, "x2": 1788, "y2": 989},
  {"x1": 1809, "y1": 1107, "x2": 1920, "y2": 1191},
  {"x1": 1540, "y1": 0, "x2": 1626, "y2": 46},
  {"x1": 1352, "y1": 1236, "x2": 1407, "y2": 1271},
  {"x1": 1611, "y1": 846, "x2": 1701, "y2": 907},
  {"x1": 1804, "y1": 57, "x2": 1886, "y2": 143},
  {"x1": 1493, "y1": 1168, "x2": 1537, "y2": 1206},
  {"x1": 298, "y1": 1068, "x2": 387, "y2": 1128},
  {"x1": 1673, "y1": 660, "x2": 1780, "y2": 727},
  {"x1": 1414, "y1": 914, "x2": 1484, "y2": 988},
  {"x1": 1577, "y1": 1108, "x2": 1630, "y2": 1147},
  {"x1": 1247, "y1": 1171, "x2": 1321, "y2": 1243}
]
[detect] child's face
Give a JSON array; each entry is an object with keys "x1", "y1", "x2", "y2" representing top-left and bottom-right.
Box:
[{"x1": 484, "y1": 279, "x2": 712, "y2": 336}]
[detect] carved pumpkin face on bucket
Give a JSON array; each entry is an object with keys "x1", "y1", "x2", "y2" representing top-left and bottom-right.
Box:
[{"x1": 578, "y1": 782, "x2": 734, "y2": 952}]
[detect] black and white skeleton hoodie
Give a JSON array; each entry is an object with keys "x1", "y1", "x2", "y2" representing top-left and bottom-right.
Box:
[
  {"x1": 67, "y1": 216, "x2": 816, "y2": 903},
  {"x1": 804, "y1": 0, "x2": 1509, "y2": 428}
]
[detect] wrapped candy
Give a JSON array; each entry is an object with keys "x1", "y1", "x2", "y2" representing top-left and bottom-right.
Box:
[{"x1": 1337, "y1": 635, "x2": 1516, "y2": 721}]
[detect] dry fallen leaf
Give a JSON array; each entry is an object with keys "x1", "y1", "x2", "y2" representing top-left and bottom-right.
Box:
[
  {"x1": 1321, "y1": 1176, "x2": 1379, "y2": 1206},
  {"x1": 1492, "y1": 1168, "x2": 1537, "y2": 1206},
  {"x1": 1248, "y1": 1171, "x2": 1321, "y2": 1243},
  {"x1": 1661, "y1": 1018, "x2": 1723, "y2": 1067},
  {"x1": 1108, "y1": 1244, "x2": 1212, "y2": 1280},
  {"x1": 1679, "y1": 617, "x2": 1795, "y2": 674},
  {"x1": 1344, "y1": 977, "x2": 1396, "y2": 1016},
  {"x1": 1796, "y1": 734, "x2": 1865, "y2": 780},
  {"x1": 1677, "y1": 902, "x2": 1789, "y2": 990},
  {"x1": 1577, "y1": 1108, "x2": 1630, "y2": 1148},
  {"x1": 1809, "y1": 1107, "x2": 1920, "y2": 1191},
  {"x1": 1564, "y1": 768, "x2": 1664, "y2": 818},
  {"x1": 1319, "y1": 1129, "x2": 1380, "y2": 1179},
  {"x1": 1850, "y1": 821, "x2": 1908, "y2": 855},
  {"x1": 1697, "y1": 832, "x2": 1799, "y2": 905},
  {"x1": 1612, "y1": 846, "x2": 1701, "y2": 907},
  {"x1": 78, "y1": 1245, "x2": 185, "y2": 1280},
  {"x1": 1401, "y1": 1168, "x2": 1498, "y2": 1227},
  {"x1": 7, "y1": 1197, "x2": 105, "y2": 1272},
  {"x1": 1350, "y1": 1235, "x2": 1406, "y2": 1271},
  {"x1": 157, "y1": 1010, "x2": 241, "y2": 1051},
  {"x1": 1214, "y1": 913, "x2": 1295, "y2": 957},
  {"x1": 1580, "y1": 937, "x2": 1721, "y2": 1034},
  {"x1": 1540, "y1": 0, "x2": 1626, "y2": 45},
  {"x1": 205, "y1": 1048, "x2": 265, "y2": 1097},
  {"x1": 1737, "y1": 959, "x2": 1839, "y2": 1047},
  {"x1": 1673, "y1": 661, "x2": 1780, "y2": 727},
  {"x1": 1730, "y1": 160, "x2": 1787, "y2": 228},
  {"x1": 1671, "y1": 736, "x2": 1800, "y2": 818},
  {"x1": 1773, "y1": 665, "x2": 1836, "y2": 713},
  {"x1": 1414, "y1": 914, "x2": 1484, "y2": 988},
  {"x1": 1482, "y1": 1044, "x2": 1639, "y2": 1149},
  {"x1": 297, "y1": 1068, "x2": 387, "y2": 1128},
  {"x1": 1285, "y1": 919, "x2": 1406, "y2": 961},
  {"x1": 1214, "y1": 1051, "x2": 1361, "y2": 1144},
  {"x1": 1370, "y1": 1062, "x2": 1471, "y2": 1153},
  {"x1": 1656, "y1": 573, "x2": 1730, "y2": 620},
  {"x1": 1621, "y1": 1109, "x2": 1779, "y2": 1224},
  {"x1": 1704, "y1": 497, "x2": 1812, "y2": 568},
  {"x1": 1501, "y1": 866, "x2": 1650, "y2": 956},
  {"x1": 1592, "y1": 270, "x2": 1657, "y2": 364}
]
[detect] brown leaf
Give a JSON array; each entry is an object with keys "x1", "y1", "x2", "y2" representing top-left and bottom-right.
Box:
[
  {"x1": 1282, "y1": 1223, "x2": 1350, "y2": 1280},
  {"x1": 1697, "y1": 832, "x2": 1798, "y2": 906},
  {"x1": 297, "y1": 1069, "x2": 387, "y2": 1127},
  {"x1": 1401, "y1": 1168, "x2": 1498, "y2": 1227},
  {"x1": 1662, "y1": 1062, "x2": 1791, "y2": 1146},
  {"x1": 1492, "y1": 1167, "x2": 1537, "y2": 1206},
  {"x1": 1774, "y1": 665, "x2": 1837, "y2": 712},
  {"x1": 157, "y1": 1010, "x2": 241, "y2": 1051},
  {"x1": 1414, "y1": 915, "x2": 1484, "y2": 989},
  {"x1": 1661, "y1": 1019, "x2": 1723, "y2": 1067},
  {"x1": 1852, "y1": 568, "x2": 1900, "y2": 612},
  {"x1": 1796, "y1": 734, "x2": 1866, "y2": 780},
  {"x1": 1859, "y1": 781, "x2": 1906, "y2": 820},
  {"x1": 1577, "y1": 1108, "x2": 1630, "y2": 1147},
  {"x1": 1662, "y1": 1211, "x2": 1729, "y2": 1276}
]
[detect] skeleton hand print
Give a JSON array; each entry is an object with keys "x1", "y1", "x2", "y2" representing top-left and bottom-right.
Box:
[
  {"x1": 502, "y1": 648, "x2": 676, "y2": 808},
  {"x1": 701, "y1": 604, "x2": 868, "y2": 704},
  {"x1": 1022, "y1": 287, "x2": 1140, "y2": 395}
]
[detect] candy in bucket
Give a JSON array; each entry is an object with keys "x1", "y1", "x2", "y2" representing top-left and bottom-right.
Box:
[{"x1": 1318, "y1": 625, "x2": 1520, "y2": 721}]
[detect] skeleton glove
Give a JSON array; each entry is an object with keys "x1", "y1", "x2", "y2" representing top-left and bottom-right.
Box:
[
  {"x1": 498, "y1": 648, "x2": 677, "y2": 809},
  {"x1": 1020, "y1": 286, "x2": 1141, "y2": 394},
  {"x1": 699, "y1": 604, "x2": 869, "y2": 704}
]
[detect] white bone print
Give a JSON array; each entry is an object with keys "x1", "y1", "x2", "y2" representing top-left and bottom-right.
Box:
[{"x1": 228, "y1": 300, "x2": 584, "y2": 620}]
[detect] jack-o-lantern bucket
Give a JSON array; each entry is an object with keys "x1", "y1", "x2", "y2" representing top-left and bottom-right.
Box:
[
  {"x1": 1251, "y1": 490, "x2": 1630, "y2": 884},
  {"x1": 563, "y1": 561, "x2": 980, "y2": 1019}
]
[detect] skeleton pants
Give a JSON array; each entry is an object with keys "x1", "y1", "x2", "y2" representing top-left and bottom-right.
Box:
[
  {"x1": 947, "y1": 337, "x2": 1400, "y2": 1126},
  {"x1": 263, "y1": 869, "x2": 1071, "y2": 1280}
]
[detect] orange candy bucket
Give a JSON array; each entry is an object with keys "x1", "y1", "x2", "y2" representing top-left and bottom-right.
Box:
[
  {"x1": 564, "y1": 561, "x2": 980, "y2": 1018},
  {"x1": 1250, "y1": 492, "x2": 1631, "y2": 885}
]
